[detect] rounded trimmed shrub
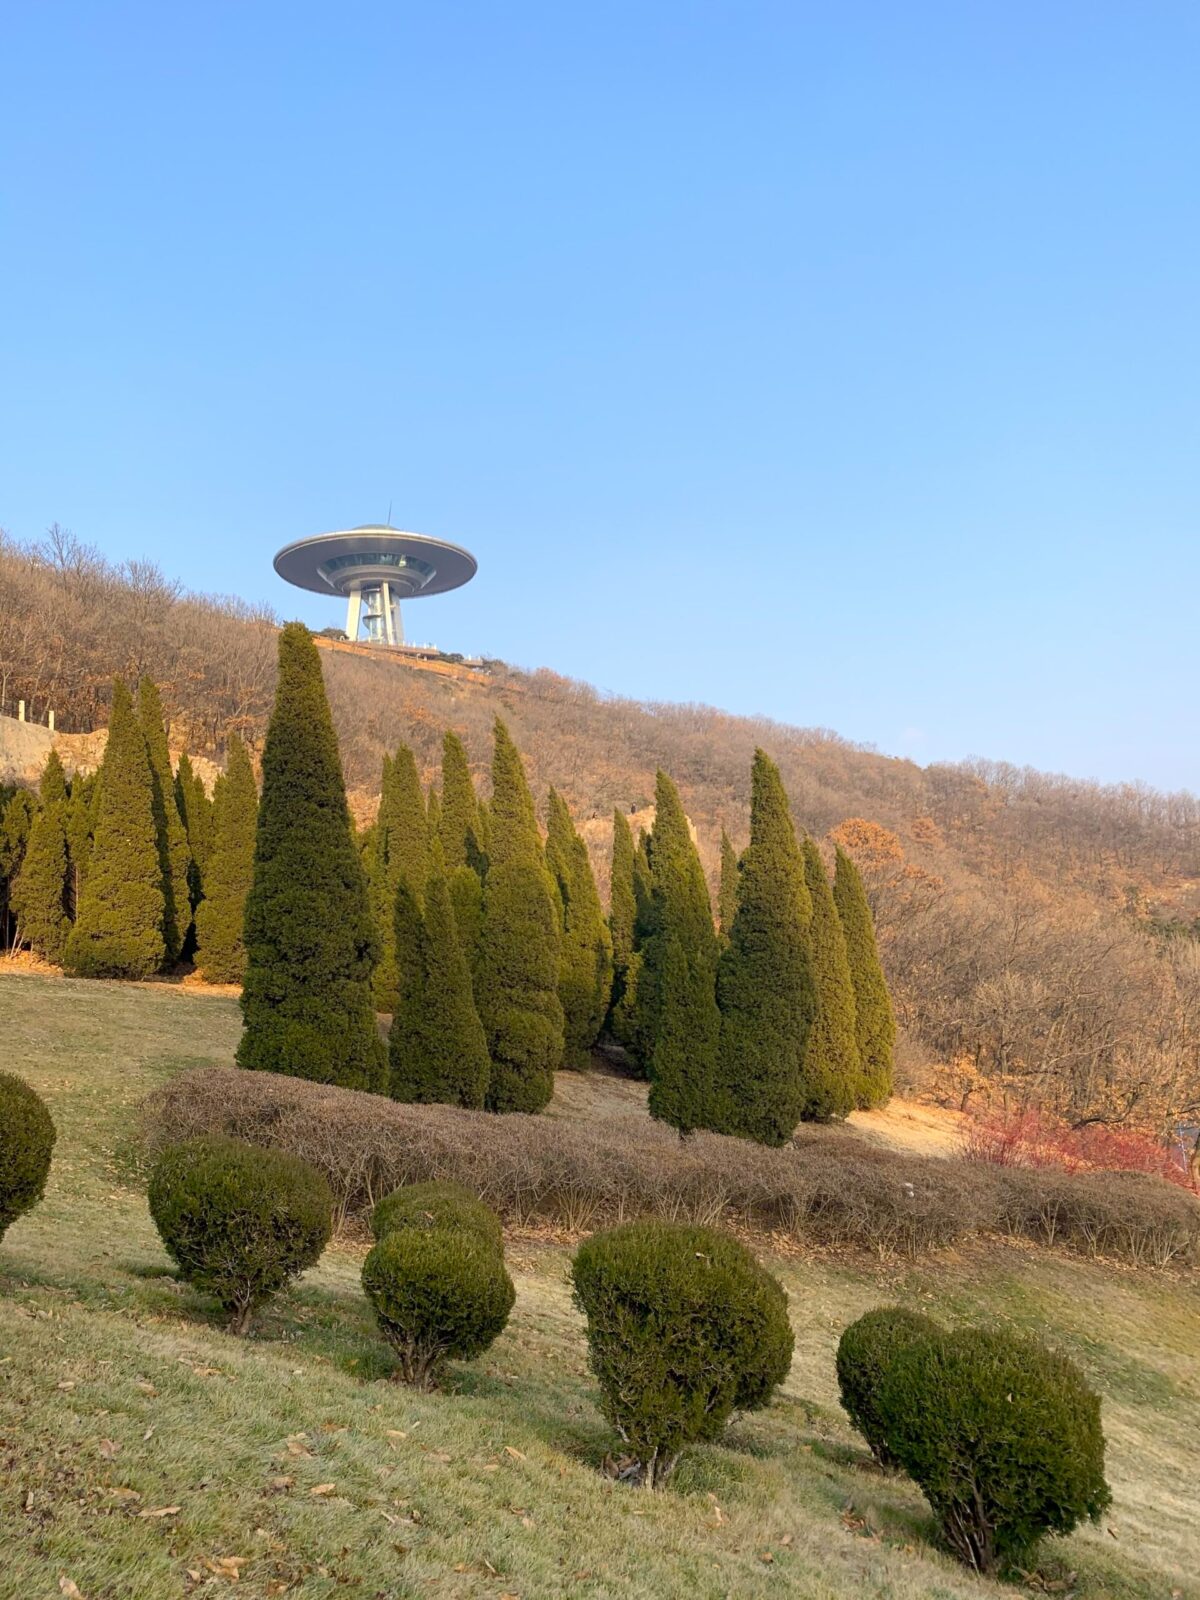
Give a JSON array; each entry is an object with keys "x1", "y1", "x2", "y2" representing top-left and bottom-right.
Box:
[
  {"x1": 370, "y1": 1180, "x2": 503, "y2": 1253},
  {"x1": 876, "y1": 1326, "x2": 1111, "y2": 1574},
  {"x1": 0, "y1": 1073, "x2": 56, "y2": 1242},
  {"x1": 571, "y1": 1219, "x2": 794, "y2": 1488},
  {"x1": 835, "y1": 1306, "x2": 940, "y2": 1466},
  {"x1": 361, "y1": 1227, "x2": 515, "y2": 1388},
  {"x1": 147, "y1": 1135, "x2": 333, "y2": 1334}
]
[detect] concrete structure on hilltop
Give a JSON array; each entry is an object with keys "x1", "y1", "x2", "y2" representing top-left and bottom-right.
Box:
[{"x1": 273, "y1": 525, "x2": 477, "y2": 646}]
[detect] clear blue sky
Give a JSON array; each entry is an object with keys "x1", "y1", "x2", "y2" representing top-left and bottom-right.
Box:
[{"x1": 3, "y1": 3, "x2": 1197, "y2": 789}]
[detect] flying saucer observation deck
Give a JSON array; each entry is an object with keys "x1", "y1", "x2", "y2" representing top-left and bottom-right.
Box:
[{"x1": 273, "y1": 526, "x2": 477, "y2": 646}]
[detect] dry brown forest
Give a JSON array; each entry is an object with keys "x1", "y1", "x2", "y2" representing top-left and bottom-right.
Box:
[{"x1": 4, "y1": 526, "x2": 1199, "y2": 1134}]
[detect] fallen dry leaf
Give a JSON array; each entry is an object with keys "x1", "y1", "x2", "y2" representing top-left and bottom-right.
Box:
[
  {"x1": 309, "y1": 1483, "x2": 337, "y2": 1497},
  {"x1": 58, "y1": 1580, "x2": 85, "y2": 1599},
  {"x1": 56, "y1": 1380, "x2": 76, "y2": 1392},
  {"x1": 138, "y1": 1505, "x2": 181, "y2": 1519},
  {"x1": 204, "y1": 1556, "x2": 249, "y2": 1580},
  {"x1": 503, "y1": 1445, "x2": 527, "y2": 1461},
  {"x1": 136, "y1": 1381, "x2": 158, "y2": 1396},
  {"x1": 97, "y1": 1438, "x2": 120, "y2": 1461}
]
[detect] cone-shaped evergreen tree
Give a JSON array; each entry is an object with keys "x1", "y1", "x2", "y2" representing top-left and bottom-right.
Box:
[
  {"x1": 237, "y1": 624, "x2": 385, "y2": 1091},
  {"x1": 390, "y1": 842, "x2": 490, "y2": 1107},
  {"x1": 138, "y1": 678, "x2": 193, "y2": 964},
  {"x1": 799, "y1": 837, "x2": 859, "y2": 1121},
  {"x1": 1, "y1": 788, "x2": 36, "y2": 942},
  {"x1": 64, "y1": 769, "x2": 97, "y2": 917},
  {"x1": 607, "y1": 809, "x2": 640, "y2": 1047},
  {"x1": 642, "y1": 771, "x2": 721, "y2": 1133},
  {"x1": 12, "y1": 750, "x2": 71, "y2": 963},
  {"x1": 371, "y1": 746, "x2": 429, "y2": 1011},
  {"x1": 632, "y1": 829, "x2": 654, "y2": 941},
  {"x1": 474, "y1": 720, "x2": 564, "y2": 1112},
  {"x1": 439, "y1": 732, "x2": 486, "y2": 871},
  {"x1": 425, "y1": 786, "x2": 441, "y2": 840},
  {"x1": 438, "y1": 731, "x2": 486, "y2": 960},
  {"x1": 387, "y1": 874, "x2": 427, "y2": 1087},
  {"x1": 194, "y1": 734, "x2": 258, "y2": 984},
  {"x1": 545, "y1": 789, "x2": 613, "y2": 1069},
  {"x1": 175, "y1": 752, "x2": 214, "y2": 910},
  {"x1": 713, "y1": 750, "x2": 813, "y2": 1146},
  {"x1": 833, "y1": 846, "x2": 895, "y2": 1108},
  {"x1": 718, "y1": 829, "x2": 740, "y2": 938},
  {"x1": 65, "y1": 681, "x2": 166, "y2": 978}
]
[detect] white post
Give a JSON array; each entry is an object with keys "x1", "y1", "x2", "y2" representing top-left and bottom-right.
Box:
[
  {"x1": 18, "y1": 699, "x2": 25, "y2": 723},
  {"x1": 48, "y1": 709, "x2": 55, "y2": 732}
]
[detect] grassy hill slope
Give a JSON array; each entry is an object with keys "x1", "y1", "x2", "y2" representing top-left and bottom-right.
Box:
[
  {"x1": 3, "y1": 532, "x2": 1200, "y2": 1126},
  {"x1": 1, "y1": 970, "x2": 1197, "y2": 1600}
]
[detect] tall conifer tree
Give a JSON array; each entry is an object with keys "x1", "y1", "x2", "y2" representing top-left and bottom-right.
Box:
[
  {"x1": 607, "y1": 809, "x2": 640, "y2": 1047},
  {"x1": 65, "y1": 680, "x2": 166, "y2": 978},
  {"x1": 174, "y1": 752, "x2": 215, "y2": 904},
  {"x1": 799, "y1": 837, "x2": 859, "y2": 1120},
  {"x1": 237, "y1": 624, "x2": 385, "y2": 1091},
  {"x1": 194, "y1": 734, "x2": 258, "y2": 983},
  {"x1": 438, "y1": 731, "x2": 486, "y2": 959},
  {"x1": 717, "y1": 829, "x2": 739, "y2": 938},
  {"x1": 545, "y1": 789, "x2": 613, "y2": 1069},
  {"x1": 390, "y1": 843, "x2": 490, "y2": 1107},
  {"x1": 371, "y1": 746, "x2": 429, "y2": 1010},
  {"x1": 832, "y1": 846, "x2": 895, "y2": 1108},
  {"x1": 138, "y1": 678, "x2": 193, "y2": 963},
  {"x1": 64, "y1": 769, "x2": 97, "y2": 917},
  {"x1": 714, "y1": 750, "x2": 813, "y2": 1146},
  {"x1": 1, "y1": 788, "x2": 36, "y2": 944},
  {"x1": 12, "y1": 749, "x2": 71, "y2": 963},
  {"x1": 642, "y1": 771, "x2": 721, "y2": 1133},
  {"x1": 474, "y1": 720, "x2": 564, "y2": 1112},
  {"x1": 632, "y1": 830, "x2": 653, "y2": 941}
]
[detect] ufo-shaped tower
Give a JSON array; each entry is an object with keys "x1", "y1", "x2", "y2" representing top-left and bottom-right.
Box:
[{"x1": 273, "y1": 525, "x2": 477, "y2": 646}]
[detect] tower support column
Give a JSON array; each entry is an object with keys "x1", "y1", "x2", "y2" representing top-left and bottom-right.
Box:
[
  {"x1": 380, "y1": 579, "x2": 399, "y2": 645},
  {"x1": 345, "y1": 584, "x2": 363, "y2": 641}
]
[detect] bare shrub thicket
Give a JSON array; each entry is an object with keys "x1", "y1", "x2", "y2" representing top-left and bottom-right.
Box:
[
  {"x1": 995, "y1": 1168, "x2": 1198, "y2": 1269},
  {"x1": 142, "y1": 1067, "x2": 1200, "y2": 1267},
  {"x1": 0, "y1": 527, "x2": 276, "y2": 751}
]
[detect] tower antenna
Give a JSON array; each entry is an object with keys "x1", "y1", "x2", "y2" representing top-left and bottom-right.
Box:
[{"x1": 386, "y1": 499, "x2": 393, "y2": 527}]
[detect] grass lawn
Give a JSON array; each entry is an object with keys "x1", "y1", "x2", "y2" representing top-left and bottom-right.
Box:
[{"x1": 1, "y1": 968, "x2": 1198, "y2": 1600}]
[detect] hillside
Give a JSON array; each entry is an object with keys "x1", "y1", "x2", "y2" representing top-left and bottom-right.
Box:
[
  {"x1": 2, "y1": 969, "x2": 1198, "y2": 1600},
  {"x1": 3, "y1": 527, "x2": 1200, "y2": 1132}
]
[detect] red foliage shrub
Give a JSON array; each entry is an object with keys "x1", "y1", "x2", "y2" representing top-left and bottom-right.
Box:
[{"x1": 963, "y1": 1104, "x2": 1192, "y2": 1190}]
